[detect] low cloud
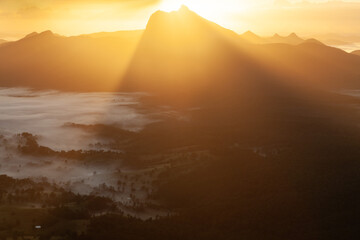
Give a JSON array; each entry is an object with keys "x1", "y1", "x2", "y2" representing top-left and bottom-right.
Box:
[
  {"x1": 0, "y1": 87, "x2": 160, "y2": 199},
  {"x1": 0, "y1": 88, "x2": 152, "y2": 150},
  {"x1": 232, "y1": 0, "x2": 360, "y2": 36}
]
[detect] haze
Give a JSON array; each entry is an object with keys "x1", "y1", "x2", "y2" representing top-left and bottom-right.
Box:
[
  {"x1": 2, "y1": 0, "x2": 360, "y2": 40},
  {"x1": 1, "y1": 1, "x2": 360, "y2": 239}
]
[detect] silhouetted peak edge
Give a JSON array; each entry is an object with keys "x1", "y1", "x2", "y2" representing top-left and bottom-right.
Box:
[
  {"x1": 146, "y1": 5, "x2": 198, "y2": 29},
  {"x1": 24, "y1": 32, "x2": 39, "y2": 39},
  {"x1": 289, "y1": 32, "x2": 299, "y2": 38},
  {"x1": 150, "y1": 5, "x2": 194, "y2": 18},
  {"x1": 179, "y1": 5, "x2": 190, "y2": 12},
  {"x1": 303, "y1": 38, "x2": 324, "y2": 45},
  {"x1": 243, "y1": 31, "x2": 259, "y2": 37},
  {"x1": 21, "y1": 30, "x2": 58, "y2": 41},
  {"x1": 40, "y1": 30, "x2": 54, "y2": 36}
]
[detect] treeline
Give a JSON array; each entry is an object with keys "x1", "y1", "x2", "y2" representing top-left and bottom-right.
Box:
[
  {"x1": 0, "y1": 175, "x2": 118, "y2": 213},
  {"x1": 0, "y1": 175, "x2": 121, "y2": 240},
  {"x1": 16, "y1": 132, "x2": 123, "y2": 161}
]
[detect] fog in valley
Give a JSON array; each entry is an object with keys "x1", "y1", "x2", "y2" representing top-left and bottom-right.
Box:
[
  {"x1": 0, "y1": 88, "x2": 177, "y2": 216},
  {"x1": 0, "y1": 88, "x2": 152, "y2": 150},
  {"x1": 2, "y1": 2, "x2": 360, "y2": 239}
]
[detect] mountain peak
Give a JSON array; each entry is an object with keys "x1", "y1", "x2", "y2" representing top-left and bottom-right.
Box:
[
  {"x1": 243, "y1": 31, "x2": 257, "y2": 37},
  {"x1": 240, "y1": 31, "x2": 263, "y2": 44},
  {"x1": 22, "y1": 30, "x2": 55, "y2": 41},
  {"x1": 179, "y1": 5, "x2": 190, "y2": 12},
  {"x1": 152, "y1": 4, "x2": 192, "y2": 16},
  {"x1": 146, "y1": 5, "x2": 199, "y2": 31},
  {"x1": 303, "y1": 38, "x2": 324, "y2": 45},
  {"x1": 39, "y1": 30, "x2": 54, "y2": 36},
  {"x1": 24, "y1": 32, "x2": 39, "y2": 39}
]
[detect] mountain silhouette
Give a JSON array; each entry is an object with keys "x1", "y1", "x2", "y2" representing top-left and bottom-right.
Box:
[
  {"x1": 122, "y1": 6, "x2": 360, "y2": 106},
  {"x1": 24, "y1": 30, "x2": 57, "y2": 39},
  {"x1": 269, "y1": 32, "x2": 304, "y2": 45},
  {"x1": 23, "y1": 32, "x2": 39, "y2": 39},
  {"x1": 240, "y1": 31, "x2": 264, "y2": 44},
  {"x1": 302, "y1": 38, "x2": 324, "y2": 45},
  {"x1": 240, "y1": 31, "x2": 307, "y2": 45},
  {"x1": 0, "y1": 6, "x2": 360, "y2": 95},
  {"x1": 0, "y1": 29, "x2": 143, "y2": 91},
  {"x1": 122, "y1": 5, "x2": 256, "y2": 105}
]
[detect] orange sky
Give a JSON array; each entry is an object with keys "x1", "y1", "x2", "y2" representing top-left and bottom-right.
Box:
[{"x1": 1, "y1": 0, "x2": 360, "y2": 40}]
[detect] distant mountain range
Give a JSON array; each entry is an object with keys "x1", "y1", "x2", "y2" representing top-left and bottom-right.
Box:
[
  {"x1": 240, "y1": 31, "x2": 322, "y2": 45},
  {"x1": 0, "y1": 6, "x2": 360, "y2": 97}
]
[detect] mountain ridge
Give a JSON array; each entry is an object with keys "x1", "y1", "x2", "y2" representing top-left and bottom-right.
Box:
[
  {"x1": 240, "y1": 31, "x2": 315, "y2": 45},
  {"x1": 122, "y1": 6, "x2": 360, "y2": 106},
  {"x1": 0, "y1": 6, "x2": 360, "y2": 95}
]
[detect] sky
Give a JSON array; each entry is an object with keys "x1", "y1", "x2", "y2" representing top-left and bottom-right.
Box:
[{"x1": 1, "y1": 0, "x2": 360, "y2": 40}]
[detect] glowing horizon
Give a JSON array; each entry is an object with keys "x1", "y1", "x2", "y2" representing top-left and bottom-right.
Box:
[{"x1": 2, "y1": 0, "x2": 360, "y2": 41}]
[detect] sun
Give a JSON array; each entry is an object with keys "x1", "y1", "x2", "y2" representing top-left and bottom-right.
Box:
[
  {"x1": 159, "y1": 0, "x2": 185, "y2": 12},
  {"x1": 158, "y1": 0, "x2": 248, "y2": 21},
  {"x1": 158, "y1": 0, "x2": 220, "y2": 20}
]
